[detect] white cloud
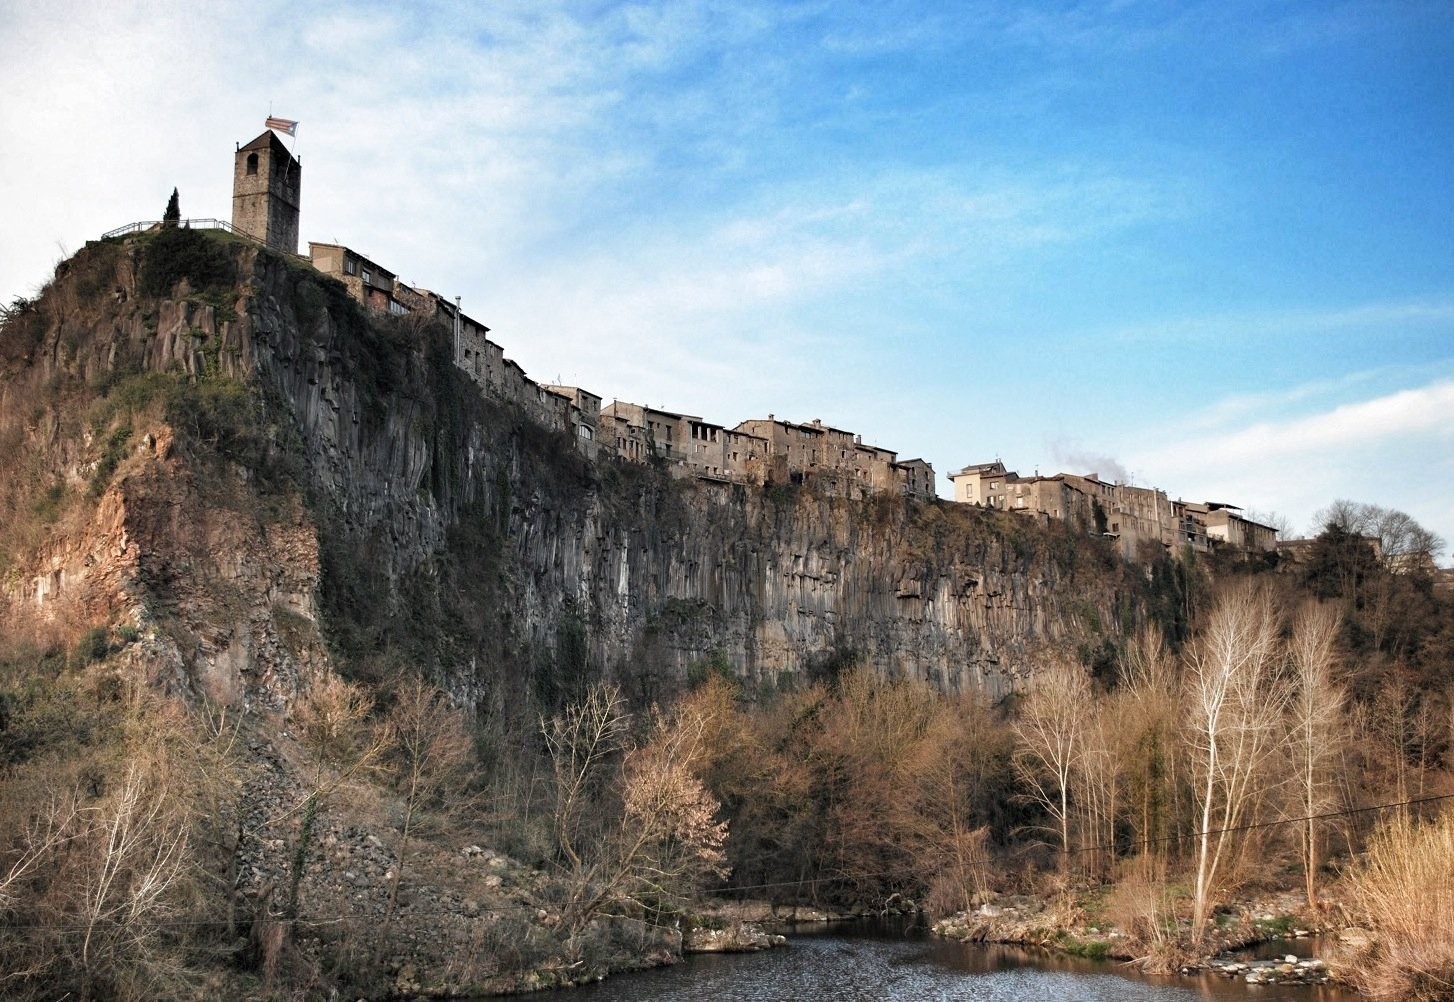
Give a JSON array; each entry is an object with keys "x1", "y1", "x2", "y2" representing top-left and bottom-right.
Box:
[
  {"x1": 1101, "y1": 299, "x2": 1454, "y2": 346},
  {"x1": 1131, "y1": 378, "x2": 1454, "y2": 552},
  {"x1": 1144, "y1": 381, "x2": 1454, "y2": 467}
]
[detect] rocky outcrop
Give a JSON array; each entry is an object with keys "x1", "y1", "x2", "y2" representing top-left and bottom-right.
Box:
[{"x1": 2, "y1": 235, "x2": 1146, "y2": 712}]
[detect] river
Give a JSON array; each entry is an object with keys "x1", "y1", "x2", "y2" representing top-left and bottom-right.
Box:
[{"x1": 524, "y1": 922, "x2": 1357, "y2": 1001}]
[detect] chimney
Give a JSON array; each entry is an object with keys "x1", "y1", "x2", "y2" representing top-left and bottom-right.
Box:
[{"x1": 453, "y1": 295, "x2": 462, "y2": 362}]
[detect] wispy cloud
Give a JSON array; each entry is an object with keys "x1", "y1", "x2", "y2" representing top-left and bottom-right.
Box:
[
  {"x1": 1131, "y1": 378, "x2": 1454, "y2": 543},
  {"x1": 1099, "y1": 299, "x2": 1454, "y2": 345},
  {"x1": 1143, "y1": 380, "x2": 1454, "y2": 467}
]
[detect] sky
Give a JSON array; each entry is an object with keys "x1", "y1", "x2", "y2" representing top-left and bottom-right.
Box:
[{"x1": 3, "y1": 1, "x2": 1453, "y2": 561}]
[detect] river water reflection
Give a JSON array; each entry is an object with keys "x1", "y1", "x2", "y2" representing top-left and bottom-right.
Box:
[{"x1": 524, "y1": 922, "x2": 1357, "y2": 1002}]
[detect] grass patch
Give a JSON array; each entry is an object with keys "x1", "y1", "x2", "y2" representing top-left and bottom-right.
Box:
[
  {"x1": 1058, "y1": 934, "x2": 1112, "y2": 961},
  {"x1": 31, "y1": 481, "x2": 69, "y2": 523},
  {"x1": 88, "y1": 425, "x2": 132, "y2": 497},
  {"x1": 1252, "y1": 914, "x2": 1296, "y2": 937}
]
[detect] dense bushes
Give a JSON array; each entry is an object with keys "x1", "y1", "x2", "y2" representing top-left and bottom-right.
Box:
[{"x1": 139, "y1": 226, "x2": 234, "y2": 299}]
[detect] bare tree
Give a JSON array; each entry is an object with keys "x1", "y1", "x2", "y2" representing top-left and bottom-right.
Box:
[
  {"x1": 1013, "y1": 656, "x2": 1093, "y2": 867},
  {"x1": 544, "y1": 684, "x2": 729, "y2": 942},
  {"x1": 1186, "y1": 584, "x2": 1290, "y2": 940},
  {"x1": 542, "y1": 682, "x2": 629, "y2": 869},
  {"x1": 1286, "y1": 601, "x2": 1346, "y2": 908},
  {"x1": 379, "y1": 678, "x2": 474, "y2": 933},
  {"x1": 75, "y1": 765, "x2": 191, "y2": 992},
  {"x1": 1371, "y1": 673, "x2": 1419, "y2": 808},
  {"x1": 608, "y1": 710, "x2": 729, "y2": 918},
  {"x1": 1312, "y1": 499, "x2": 1445, "y2": 571},
  {"x1": 1075, "y1": 708, "x2": 1121, "y2": 880},
  {"x1": 0, "y1": 764, "x2": 192, "y2": 1000},
  {"x1": 279, "y1": 671, "x2": 388, "y2": 925},
  {"x1": 1242, "y1": 509, "x2": 1291, "y2": 540},
  {"x1": 897, "y1": 696, "x2": 1006, "y2": 915},
  {"x1": 1118, "y1": 625, "x2": 1182, "y2": 859}
]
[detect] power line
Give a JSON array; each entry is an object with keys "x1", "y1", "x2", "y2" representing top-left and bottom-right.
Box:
[
  {"x1": 1064, "y1": 790, "x2": 1454, "y2": 859},
  {"x1": 703, "y1": 791, "x2": 1454, "y2": 895}
]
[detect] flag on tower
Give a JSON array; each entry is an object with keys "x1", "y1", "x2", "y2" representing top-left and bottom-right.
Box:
[{"x1": 265, "y1": 116, "x2": 298, "y2": 136}]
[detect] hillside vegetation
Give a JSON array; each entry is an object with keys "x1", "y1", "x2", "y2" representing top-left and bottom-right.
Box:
[{"x1": 0, "y1": 231, "x2": 1450, "y2": 1000}]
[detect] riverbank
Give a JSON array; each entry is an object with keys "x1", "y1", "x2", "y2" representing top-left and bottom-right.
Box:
[
  {"x1": 494, "y1": 888, "x2": 1372, "y2": 996},
  {"x1": 932, "y1": 890, "x2": 1366, "y2": 991}
]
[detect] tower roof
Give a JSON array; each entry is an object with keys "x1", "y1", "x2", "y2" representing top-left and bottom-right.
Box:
[{"x1": 240, "y1": 130, "x2": 295, "y2": 158}]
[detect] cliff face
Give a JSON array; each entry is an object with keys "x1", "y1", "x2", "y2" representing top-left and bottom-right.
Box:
[{"x1": 0, "y1": 233, "x2": 1142, "y2": 713}]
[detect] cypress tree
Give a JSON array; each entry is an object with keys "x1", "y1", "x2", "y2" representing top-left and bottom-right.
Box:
[{"x1": 163, "y1": 187, "x2": 180, "y2": 228}]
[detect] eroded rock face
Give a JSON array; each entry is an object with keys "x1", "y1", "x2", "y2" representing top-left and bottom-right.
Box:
[{"x1": 3, "y1": 237, "x2": 1143, "y2": 710}]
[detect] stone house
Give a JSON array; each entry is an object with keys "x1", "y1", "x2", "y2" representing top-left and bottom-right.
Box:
[
  {"x1": 949, "y1": 461, "x2": 1011, "y2": 508},
  {"x1": 733, "y1": 417, "x2": 927, "y2": 500},
  {"x1": 599, "y1": 403, "x2": 770, "y2": 482},
  {"x1": 1055, "y1": 474, "x2": 1171, "y2": 559},
  {"x1": 308, "y1": 242, "x2": 600, "y2": 453},
  {"x1": 601, "y1": 401, "x2": 697, "y2": 467},
  {"x1": 893, "y1": 458, "x2": 936, "y2": 501},
  {"x1": 853, "y1": 442, "x2": 899, "y2": 494},
  {"x1": 952, "y1": 462, "x2": 1190, "y2": 560},
  {"x1": 721, "y1": 427, "x2": 769, "y2": 484},
  {"x1": 241, "y1": 135, "x2": 934, "y2": 495},
  {"x1": 593, "y1": 408, "x2": 916, "y2": 496},
  {"x1": 733, "y1": 416, "x2": 827, "y2": 481},
  {"x1": 1172, "y1": 501, "x2": 1212, "y2": 552},
  {"x1": 307, "y1": 243, "x2": 412, "y2": 316},
  {"x1": 1004, "y1": 474, "x2": 1091, "y2": 525},
  {"x1": 544, "y1": 386, "x2": 602, "y2": 458},
  {"x1": 1181, "y1": 503, "x2": 1277, "y2": 553}
]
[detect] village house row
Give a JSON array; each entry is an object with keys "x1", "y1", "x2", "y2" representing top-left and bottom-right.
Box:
[
  {"x1": 945, "y1": 462, "x2": 1276, "y2": 561},
  {"x1": 225, "y1": 128, "x2": 1275, "y2": 560}
]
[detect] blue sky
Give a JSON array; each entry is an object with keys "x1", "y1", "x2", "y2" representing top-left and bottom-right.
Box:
[{"x1": 4, "y1": 1, "x2": 1452, "y2": 559}]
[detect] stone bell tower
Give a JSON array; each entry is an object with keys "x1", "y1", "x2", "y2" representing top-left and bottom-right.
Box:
[{"x1": 231, "y1": 130, "x2": 301, "y2": 254}]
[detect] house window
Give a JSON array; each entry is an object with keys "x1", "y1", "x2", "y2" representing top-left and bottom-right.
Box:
[
  {"x1": 344, "y1": 258, "x2": 357, "y2": 276},
  {"x1": 246, "y1": 153, "x2": 259, "y2": 176},
  {"x1": 389, "y1": 300, "x2": 407, "y2": 316},
  {"x1": 362, "y1": 269, "x2": 372, "y2": 284}
]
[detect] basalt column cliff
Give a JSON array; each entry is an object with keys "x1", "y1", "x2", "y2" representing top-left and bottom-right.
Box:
[{"x1": 0, "y1": 233, "x2": 1146, "y2": 713}]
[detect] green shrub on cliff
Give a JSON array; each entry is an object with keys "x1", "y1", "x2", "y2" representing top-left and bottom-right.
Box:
[{"x1": 140, "y1": 226, "x2": 233, "y2": 298}]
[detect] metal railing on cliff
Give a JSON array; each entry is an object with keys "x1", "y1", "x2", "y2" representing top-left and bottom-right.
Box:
[
  {"x1": 100, "y1": 218, "x2": 308, "y2": 261},
  {"x1": 102, "y1": 218, "x2": 253, "y2": 240}
]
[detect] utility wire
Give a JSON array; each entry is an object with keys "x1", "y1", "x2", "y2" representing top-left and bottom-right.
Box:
[
  {"x1": 702, "y1": 790, "x2": 1454, "y2": 895},
  {"x1": 1063, "y1": 790, "x2": 1454, "y2": 859}
]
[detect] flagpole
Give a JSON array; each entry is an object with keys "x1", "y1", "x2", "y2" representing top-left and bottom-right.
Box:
[
  {"x1": 264, "y1": 115, "x2": 301, "y2": 181},
  {"x1": 264, "y1": 116, "x2": 300, "y2": 159}
]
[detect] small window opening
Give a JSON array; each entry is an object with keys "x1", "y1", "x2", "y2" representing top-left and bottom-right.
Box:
[{"x1": 246, "y1": 152, "x2": 259, "y2": 176}]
